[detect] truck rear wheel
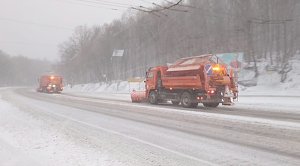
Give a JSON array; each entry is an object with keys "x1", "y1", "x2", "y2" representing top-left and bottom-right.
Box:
[
  {"x1": 203, "y1": 102, "x2": 219, "y2": 107},
  {"x1": 149, "y1": 91, "x2": 158, "y2": 104},
  {"x1": 181, "y1": 92, "x2": 193, "y2": 108}
]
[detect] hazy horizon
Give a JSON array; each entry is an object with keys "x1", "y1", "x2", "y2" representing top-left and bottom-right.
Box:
[{"x1": 0, "y1": 0, "x2": 163, "y2": 62}]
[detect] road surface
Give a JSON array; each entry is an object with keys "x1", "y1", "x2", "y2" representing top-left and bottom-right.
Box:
[{"x1": 0, "y1": 87, "x2": 299, "y2": 166}]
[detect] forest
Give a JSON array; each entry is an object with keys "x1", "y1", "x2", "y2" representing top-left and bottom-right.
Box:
[
  {"x1": 58, "y1": 0, "x2": 300, "y2": 84},
  {"x1": 0, "y1": 50, "x2": 51, "y2": 86}
]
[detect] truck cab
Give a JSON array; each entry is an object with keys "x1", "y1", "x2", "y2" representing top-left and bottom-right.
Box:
[{"x1": 37, "y1": 75, "x2": 64, "y2": 93}]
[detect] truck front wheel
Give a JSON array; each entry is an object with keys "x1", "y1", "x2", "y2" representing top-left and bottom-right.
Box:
[
  {"x1": 181, "y1": 92, "x2": 193, "y2": 108},
  {"x1": 149, "y1": 91, "x2": 158, "y2": 104},
  {"x1": 171, "y1": 101, "x2": 180, "y2": 105}
]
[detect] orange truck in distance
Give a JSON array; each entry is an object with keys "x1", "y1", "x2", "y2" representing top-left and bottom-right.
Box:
[
  {"x1": 37, "y1": 75, "x2": 63, "y2": 93},
  {"x1": 131, "y1": 54, "x2": 238, "y2": 108}
]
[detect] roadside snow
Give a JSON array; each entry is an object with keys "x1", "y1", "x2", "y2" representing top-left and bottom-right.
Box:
[
  {"x1": 65, "y1": 81, "x2": 144, "y2": 94},
  {"x1": 64, "y1": 58, "x2": 300, "y2": 97},
  {"x1": 61, "y1": 57, "x2": 300, "y2": 117},
  {"x1": 63, "y1": 79, "x2": 300, "y2": 114},
  {"x1": 0, "y1": 95, "x2": 122, "y2": 166},
  {"x1": 239, "y1": 56, "x2": 300, "y2": 96},
  {"x1": 63, "y1": 81, "x2": 142, "y2": 101}
]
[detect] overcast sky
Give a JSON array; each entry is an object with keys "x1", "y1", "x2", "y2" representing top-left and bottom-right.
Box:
[{"x1": 0, "y1": 0, "x2": 163, "y2": 62}]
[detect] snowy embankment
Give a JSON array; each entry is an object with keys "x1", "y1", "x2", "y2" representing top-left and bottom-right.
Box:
[
  {"x1": 63, "y1": 81, "x2": 142, "y2": 101},
  {"x1": 62, "y1": 56, "x2": 300, "y2": 114},
  {"x1": 239, "y1": 56, "x2": 300, "y2": 96},
  {"x1": 66, "y1": 55, "x2": 300, "y2": 97}
]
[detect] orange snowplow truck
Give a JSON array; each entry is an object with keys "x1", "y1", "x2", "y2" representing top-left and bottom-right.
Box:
[
  {"x1": 37, "y1": 75, "x2": 63, "y2": 93},
  {"x1": 131, "y1": 54, "x2": 238, "y2": 108}
]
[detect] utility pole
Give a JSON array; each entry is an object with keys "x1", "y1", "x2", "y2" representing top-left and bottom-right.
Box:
[
  {"x1": 247, "y1": 20, "x2": 258, "y2": 77},
  {"x1": 283, "y1": 21, "x2": 287, "y2": 65}
]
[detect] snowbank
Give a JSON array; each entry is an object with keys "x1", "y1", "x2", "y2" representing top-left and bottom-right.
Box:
[
  {"x1": 64, "y1": 81, "x2": 145, "y2": 94},
  {"x1": 65, "y1": 56, "x2": 300, "y2": 97},
  {"x1": 239, "y1": 55, "x2": 300, "y2": 96}
]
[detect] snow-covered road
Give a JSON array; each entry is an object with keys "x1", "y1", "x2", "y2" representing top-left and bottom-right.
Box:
[{"x1": 0, "y1": 87, "x2": 299, "y2": 166}]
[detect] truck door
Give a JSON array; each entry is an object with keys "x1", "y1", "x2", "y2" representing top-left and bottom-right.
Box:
[{"x1": 146, "y1": 70, "x2": 156, "y2": 90}]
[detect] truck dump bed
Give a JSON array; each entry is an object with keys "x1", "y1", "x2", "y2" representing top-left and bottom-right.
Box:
[
  {"x1": 161, "y1": 75, "x2": 203, "y2": 89},
  {"x1": 159, "y1": 55, "x2": 215, "y2": 90}
]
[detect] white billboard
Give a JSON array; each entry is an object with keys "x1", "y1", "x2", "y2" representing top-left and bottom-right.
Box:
[{"x1": 112, "y1": 49, "x2": 124, "y2": 57}]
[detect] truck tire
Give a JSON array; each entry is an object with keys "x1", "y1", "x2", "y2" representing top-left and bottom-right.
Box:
[
  {"x1": 203, "y1": 102, "x2": 219, "y2": 108},
  {"x1": 149, "y1": 91, "x2": 158, "y2": 104},
  {"x1": 171, "y1": 101, "x2": 180, "y2": 105},
  {"x1": 181, "y1": 92, "x2": 193, "y2": 108}
]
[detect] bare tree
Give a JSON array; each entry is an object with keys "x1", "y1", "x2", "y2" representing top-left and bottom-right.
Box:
[{"x1": 58, "y1": 0, "x2": 300, "y2": 84}]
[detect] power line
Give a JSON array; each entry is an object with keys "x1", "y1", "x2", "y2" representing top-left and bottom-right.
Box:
[
  {"x1": 0, "y1": 41, "x2": 58, "y2": 47},
  {"x1": 55, "y1": 0, "x2": 123, "y2": 10},
  {"x1": 0, "y1": 1, "x2": 183, "y2": 37},
  {"x1": 0, "y1": 17, "x2": 74, "y2": 31},
  {"x1": 68, "y1": 0, "x2": 159, "y2": 10},
  {"x1": 139, "y1": 0, "x2": 153, "y2": 5},
  {"x1": 0, "y1": 1, "x2": 143, "y2": 31},
  {"x1": 84, "y1": 0, "x2": 139, "y2": 7},
  {"x1": 250, "y1": 18, "x2": 293, "y2": 24},
  {"x1": 72, "y1": 0, "x2": 132, "y2": 8},
  {"x1": 152, "y1": 2, "x2": 188, "y2": 13},
  {"x1": 57, "y1": 0, "x2": 162, "y2": 14},
  {"x1": 57, "y1": 0, "x2": 188, "y2": 17},
  {"x1": 137, "y1": 0, "x2": 184, "y2": 13}
]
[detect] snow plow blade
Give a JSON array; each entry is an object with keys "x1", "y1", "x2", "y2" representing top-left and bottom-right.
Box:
[{"x1": 131, "y1": 90, "x2": 146, "y2": 102}]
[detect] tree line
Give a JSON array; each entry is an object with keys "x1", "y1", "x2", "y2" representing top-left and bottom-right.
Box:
[
  {"x1": 0, "y1": 50, "x2": 51, "y2": 86},
  {"x1": 57, "y1": 0, "x2": 300, "y2": 84}
]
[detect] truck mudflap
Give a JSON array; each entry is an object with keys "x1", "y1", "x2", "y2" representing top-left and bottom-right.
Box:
[
  {"x1": 131, "y1": 90, "x2": 146, "y2": 102},
  {"x1": 222, "y1": 97, "x2": 234, "y2": 105}
]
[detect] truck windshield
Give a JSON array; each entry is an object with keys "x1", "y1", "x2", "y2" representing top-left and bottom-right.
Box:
[
  {"x1": 147, "y1": 71, "x2": 154, "y2": 78},
  {"x1": 209, "y1": 55, "x2": 225, "y2": 65}
]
